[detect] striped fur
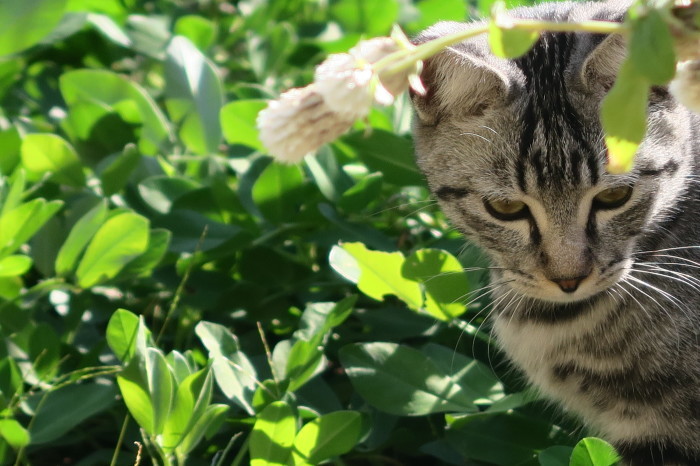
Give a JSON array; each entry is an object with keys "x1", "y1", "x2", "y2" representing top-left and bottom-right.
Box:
[{"x1": 412, "y1": 1, "x2": 700, "y2": 464}]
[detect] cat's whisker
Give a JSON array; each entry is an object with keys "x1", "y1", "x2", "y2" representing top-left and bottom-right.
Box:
[{"x1": 632, "y1": 265, "x2": 700, "y2": 291}]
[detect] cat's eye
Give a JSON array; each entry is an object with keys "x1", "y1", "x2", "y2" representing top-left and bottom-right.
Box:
[
  {"x1": 484, "y1": 198, "x2": 529, "y2": 220},
  {"x1": 593, "y1": 186, "x2": 633, "y2": 209}
]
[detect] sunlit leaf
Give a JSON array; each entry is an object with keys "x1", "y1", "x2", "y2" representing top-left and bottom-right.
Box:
[{"x1": 250, "y1": 401, "x2": 296, "y2": 466}]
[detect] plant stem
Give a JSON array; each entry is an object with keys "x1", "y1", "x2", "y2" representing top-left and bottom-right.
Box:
[{"x1": 110, "y1": 414, "x2": 131, "y2": 466}]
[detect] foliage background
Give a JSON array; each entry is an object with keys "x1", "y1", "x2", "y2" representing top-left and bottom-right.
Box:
[{"x1": 0, "y1": 0, "x2": 620, "y2": 465}]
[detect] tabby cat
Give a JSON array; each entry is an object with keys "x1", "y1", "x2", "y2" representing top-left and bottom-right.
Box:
[{"x1": 411, "y1": 1, "x2": 700, "y2": 464}]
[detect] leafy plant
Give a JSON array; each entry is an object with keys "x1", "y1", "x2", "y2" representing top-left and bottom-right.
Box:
[{"x1": 1, "y1": 0, "x2": 679, "y2": 463}]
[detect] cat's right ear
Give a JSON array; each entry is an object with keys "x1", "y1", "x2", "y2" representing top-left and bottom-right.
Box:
[
  {"x1": 411, "y1": 26, "x2": 510, "y2": 126},
  {"x1": 578, "y1": 34, "x2": 626, "y2": 92}
]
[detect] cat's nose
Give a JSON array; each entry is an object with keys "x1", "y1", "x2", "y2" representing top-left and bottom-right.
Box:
[{"x1": 552, "y1": 276, "x2": 587, "y2": 293}]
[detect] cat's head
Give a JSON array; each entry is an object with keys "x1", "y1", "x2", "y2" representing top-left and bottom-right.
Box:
[{"x1": 411, "y1": 2, "x2": 695, "y2": 304}]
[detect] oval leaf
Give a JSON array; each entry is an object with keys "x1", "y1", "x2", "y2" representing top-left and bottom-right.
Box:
[
  {"x1": 570, "y1": 437, "x2": 620, "y2": 466},
  {"x1": 339, "y1": 342, "x2": 478, "y2": 415},
  {"x1": 250, "y1": 401, "x2": 296, "y2": 466},
  {"x1": 21, "y1": 134, "x2": 85, "y2": 187},
  {"x1": 292, "y1": 411, "x2": 364, "y2": 465},
  {"x1": 75, "y1": 212, "x2": 150, "y2": 288}
]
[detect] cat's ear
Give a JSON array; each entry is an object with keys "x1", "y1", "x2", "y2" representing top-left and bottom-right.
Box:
[
  {"x1": 411, "y1": 38, "x2": 510, "y2": 125},
  {"x1": 579, "y1": 34, "x2": 627, "y2": 91}
]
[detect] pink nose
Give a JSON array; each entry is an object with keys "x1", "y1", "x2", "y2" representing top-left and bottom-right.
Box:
[{"x1": 552, "y1": 276, "x2": 586, "y2": 293}]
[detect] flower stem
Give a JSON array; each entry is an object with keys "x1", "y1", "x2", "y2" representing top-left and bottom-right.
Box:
[{"x1": 377, "y1": 18, "x2": 628, "y2": 76}]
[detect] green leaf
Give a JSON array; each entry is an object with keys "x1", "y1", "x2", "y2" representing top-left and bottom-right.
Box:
[
  {"x1": 55, "y1": 200, "x2": 108, "y2": 277},
  {"x1": 539, "y1": 446, "x2": 574, "y2": 466},
  {"x1": 601, "y1": 60, "x2": 649, "y2": 173},
  {"x1": 330, "y1": 243, "x2": 423, "y2": 310},
  {"x1": 176, "y1": 403, "x2": 229, "y2": 456},
  {"x1": 0, "y1": 128, "x2": 21, "y2": 175},
  {"x1": 145, "y1": 348, "x2": 175, "y2": 435},
  {"x1": 403, "y1": 249, "x2": 470, "y2": 320},
  {"x1": 0, "y1": 0, "x2": 69, "y2": 57},
  {"x1": 29, "y1": 384, "x2": 116, "y2": 444},
  {"x1": 249, "y1": 401, "x2": 296, "y2": 466},
  {"x1": 628, "y1": 9, "x2": 676, "y2": 85},
  {"x1": 138, "y1": 175, "x2": 201, "y2": 214},
  {"x1": 118, "y1": 356, "x2": 155, "y2": 434},
  {"x1": 0, "y1": 199, "x2": 63, "y2": 258},
  {"x1": 0, "y1": 419, "x2": 29, "y2": 449},
  {"x1": 60, "y1": 69, "x2": 171, "y2": 154},
  {"x1": 445, "y1": 411, "x2": 559, "y2": 465},
  {"x1": 75, "y1": 212, "x2": 150, "y2": 287},
  {"x1": 405, "y1": 0, "x2": 467, "y2": 34},
  {"x1": 339, "y1": 130, "x2": 423, "y2": 186},
  {"x1": 174, "y1": 15, "x2": 215, "y2": 50},
  {"x1": 99, "y1": 143, "x2": 141, "y2": 196},
  {"x1": 305, "y1": 147, "x2": 354, "y2": 203},
  {"x1": 330, "y1": 0, "x2": 399, "y2": 35},
  {"x1": 285, "y1": 339, "x2": 325, "y2": 392},
  {"x1": 106, "y1": 308, "x2": 140, "y2": 362},
  {"x1": 162, "y1": 368, "x2": 212, "y2": 451},
  {"x1": 339, "y1": 342, "x2": 478, "y2": 415},
  {"x1": 195, "y1": 321, "x2": 258, "y2": 415},
  {"x1": 252, "y1": 162, "x2": 306, "y2": 223},
  {"x1": 569, "y1": 437, "x2": 620, "y2": 466},
  {"x1": 117, "y1": 228, "x2": 171, "y2": 278},
  {"x1": 165, "y1": 36, "x2": 223, "y2": 155},
  {"x1": 337, "y1": 172, "x2": 383, "y2": 212},
  {"x1": 0, "y1": 255, "x2": 32, "y2": 277},
  {"x1": 20, "y1": 134, "x2": 85, "y2": 187},
  {"x1": 220, "y1": 100, "x2": 267, "y2": 152},
  {"x1": 292, "y1": 411, "x2": 365, "y2": 465},
  {"x1": 488, "y1": 20, "x2": 539, "y2": 58}
]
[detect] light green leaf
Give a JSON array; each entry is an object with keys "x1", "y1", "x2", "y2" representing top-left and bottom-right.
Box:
[
  {"x1": 55, "y1": 200, "x2": 108, "y2": 277},
  {"x1": 330, "y1": 243, "x2": 422, "y2": 310},
  {"x1": 251, "y1": 162, "x2": 305, "y2": 223},
  {"x1": 403, "y1": 249, "x2": 470, "y2": 320},
  {"x1": 601, "y1": 60, "x2": 649, "y2": 174},
  {"x1": 0, "y1": 0, "x2": 68, "y2": 57},
  {"x1": 330, "y1": 0, "x2": 398, "y2": 35},
  {"x1": 628, "y1": 9, "x2": 676, "y2": 85},
  {"x1": 339, "y1": 342, "x2": 478, "y2": 415},
  {"x1": 117, "y1": 357, "x2": 154, "y2": 434},
  {"x1": 174, "y1": 15, "x2": 215, "y2": 50},
  {"x1": 195, "y1": 321, "x2": 257, "y2": 415},
  {"x1": 0, "y1": 199, "x2": 63, "y2": 258},
  {"x1": 0, "y1": 255, "x2": 32, "y2": 277},
  {"x1": 145, "y1": 348, "x2": 174, "y2": 436},
  {"x1": 60, "y1": 69, "x2": 172, "y2": 154},
  {"x1": 220, "y1": 100, "x2": 267, "y2": 152},
  {"x1": 21, "y1": 134, "x2": 85, "y2": 187},
  {"x1": 488, "y1": 20, "x2": 539, "y2": 59},
  {"x1": 0, "y1": 419, "x2": 28, "y2": 449},
  {"x1": 176, "y1": 403, "x2": 228, "y2": 456},
  {"x1": 165, "y1": 36, "x2": 223, "y2": 155},
  {"x1": 570, "y1": 437, "x2": 620, "y2": 466},
  {"x1": 292, "y1": 411, "x2": 364, "y2": 465},
  {"x1": 75, "y1": 212, "x2": 150, "y2": 287},
  {"x1": 161, "y1": 368, "x2": 212, "y2": 451},
  {"x1": 106, "y1": 308, "x2": 140, "y2": 362},
  {"x1": 117, "y1": 228, "x2": 171, "y2": 278},
  {"x1": 250, "y1": 401, "x2": 296, "y2": 466}
]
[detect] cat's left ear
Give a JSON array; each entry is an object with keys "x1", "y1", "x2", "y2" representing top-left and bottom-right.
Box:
[{"x1": 578, "y1": 34, "x2": 626, "y2": 92}]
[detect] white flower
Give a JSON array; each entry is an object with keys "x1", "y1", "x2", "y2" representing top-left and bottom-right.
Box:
[
  {"x1": 314, "y1": 53, "x2": 377, "y2": 120},
  {"x1": 670, "y1": 60, "x2": 700, "y2": 114},
  {"x1": 256, "y1": 85, "x2": 355, "y2": 163}
]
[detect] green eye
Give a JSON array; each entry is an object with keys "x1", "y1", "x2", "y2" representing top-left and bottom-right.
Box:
[
  {"x1": 484, "y1": 199, "x2": 528, "y2": 220},
  {"x1": 593, "y1": 186, "x2": 633, "y2": 209}
]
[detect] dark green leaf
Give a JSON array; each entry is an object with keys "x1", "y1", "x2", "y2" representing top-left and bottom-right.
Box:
[
  {"x1": 340, "y1": 130, "x2": 424, "y2": 186},
  {"x1": 339, "y1": 342, "x2": 478, "y2": 415}
]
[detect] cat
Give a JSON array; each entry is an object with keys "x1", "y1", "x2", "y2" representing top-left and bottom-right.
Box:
[{"x1": 410, "y1": 1, "x2": 700, "y2": 464}]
